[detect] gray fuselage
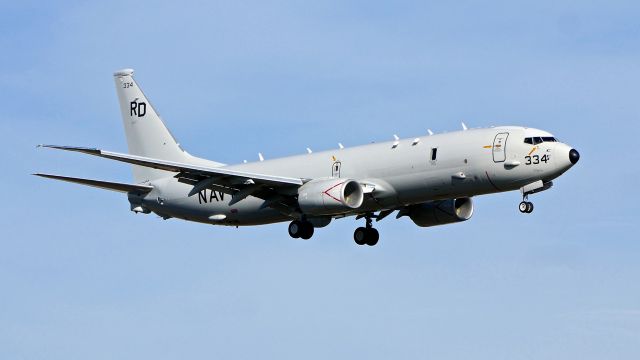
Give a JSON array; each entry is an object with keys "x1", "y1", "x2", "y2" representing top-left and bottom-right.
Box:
[{"x1": 138, "y1": 126, "x2": 575, "y2": 226}]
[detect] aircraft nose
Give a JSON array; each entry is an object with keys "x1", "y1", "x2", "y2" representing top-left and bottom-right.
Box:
[{"x1": 569, "y1": 149, "x2": 580, "y2": 164}]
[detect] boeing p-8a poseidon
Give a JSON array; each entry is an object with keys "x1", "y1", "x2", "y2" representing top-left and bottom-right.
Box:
[{"x1": 36, "y1": 69, "x2": 580, "y2": 246}]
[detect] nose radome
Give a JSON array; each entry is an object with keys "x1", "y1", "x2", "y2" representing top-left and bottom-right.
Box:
[{"x1": 569, "y1": 149, "x2": 580, "y2": 164}]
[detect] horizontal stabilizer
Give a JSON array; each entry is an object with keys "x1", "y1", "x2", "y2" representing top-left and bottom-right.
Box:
[{"x1": 34, "y1": 173, "x2": 154, "y2": 194}]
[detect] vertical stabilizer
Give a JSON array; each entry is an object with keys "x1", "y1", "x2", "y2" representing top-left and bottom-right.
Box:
[{"x1": 113, "y1": 69, "x2": 222, "y2": 182}]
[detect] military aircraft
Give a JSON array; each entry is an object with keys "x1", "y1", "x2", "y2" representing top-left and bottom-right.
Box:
[{"x1": 35, "y1": 69, "x2": 580, "y2": 246}]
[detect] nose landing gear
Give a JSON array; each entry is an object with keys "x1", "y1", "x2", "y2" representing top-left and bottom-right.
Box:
[
  {"x1": 353, "y1": 216, "x2": 379, "y2": 246},
  {"x1": 519, "y1": 195, "x2": 534, "y2": 214},
  {"x1": 518, "y1": 180, "x2": 552, "y2": 214}
]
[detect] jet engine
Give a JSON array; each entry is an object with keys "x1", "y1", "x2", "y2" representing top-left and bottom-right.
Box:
[
  {"x1": 407, "y1": 197, "x2": 474, "y2": 227},
  {"x1": 298, "y1": 178, "x2": 364, "y2": 215}
]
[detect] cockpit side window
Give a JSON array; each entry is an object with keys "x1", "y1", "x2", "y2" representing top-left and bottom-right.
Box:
[{"x1": 524, "y1": 136, "x2": 557, "y2": 144}]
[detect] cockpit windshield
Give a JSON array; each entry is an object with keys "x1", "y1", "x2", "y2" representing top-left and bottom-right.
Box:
[{"x1": 524, "y1": 136, "x2": 557, "y2": 145}]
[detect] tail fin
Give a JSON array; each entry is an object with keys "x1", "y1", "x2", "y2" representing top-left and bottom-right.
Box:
[{"x1": 113, "y1": 69, "x2": 223, "y2": 182}]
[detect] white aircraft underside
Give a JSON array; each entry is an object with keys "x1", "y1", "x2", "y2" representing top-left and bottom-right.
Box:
[{"x1": 36, "y1": 69, "x2": 580, "y2": 246}]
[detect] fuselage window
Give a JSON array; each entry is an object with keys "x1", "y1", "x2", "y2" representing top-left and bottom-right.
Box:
[{"x1": 431, "y1": 148, "x2": 438, "y2": 161}]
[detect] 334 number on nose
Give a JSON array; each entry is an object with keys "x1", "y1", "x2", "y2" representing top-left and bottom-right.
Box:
[{"x1": 525, "y1": 155, "x2": 549, "y2": 165}]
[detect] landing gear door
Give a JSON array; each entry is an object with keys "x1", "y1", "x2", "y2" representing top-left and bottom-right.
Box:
[{"x1": 492, "y1": 132, "x2": 509, "y2": 163}]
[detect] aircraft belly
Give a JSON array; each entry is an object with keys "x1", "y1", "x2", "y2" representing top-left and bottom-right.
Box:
[
  {"x1": 144, "y1": 196, "x2": 290, "y2": 226},
  {"x1": 141, "y1": 179, "x2": 291, "y2": 226}
]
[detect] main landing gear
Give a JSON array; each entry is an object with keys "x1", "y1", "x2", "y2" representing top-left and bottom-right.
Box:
[
  {"x1": 519, "y1": 195, "x2": 534, "y2": 214},
  {"x1": 353, "y1": 216, "x2": 379, "y2": 246},
  {"x1": 288, "y1": 220, "x2": 314, "y2": 240},
  {"x1": 288, "y1": 215, "x2": 381, "y2": 246}
]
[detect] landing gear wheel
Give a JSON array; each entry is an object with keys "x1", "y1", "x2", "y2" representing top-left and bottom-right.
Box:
[
  {"x1": 519, "y1": 202, "x2": 528, "y2": 213},
  {"x1": 353, "y1": 213, "x2": 380, "y2": 246},
  {"x1": 519, "y1": 201, "x2": 534, "y2": 214},
  {"x1": 288, "y1": 220, "x2": 303, "y2": 238},
  {"x1": 300, "y1": 222, "x2": 314, "y2": 240},
  {"x1": 353, "y1": 227, "x2": 380, "y2": 246},
  {"x1": 289, "y1": 220, "x2": 314, "y2": 239},
  {"x1": 365, "y1": 228, "x2": 379, "y2": 246},
  {"x1": 354, "y1": 227, "x2": 367, "y2": 245},
  {"x1": 525, "y1": 202, "x2": 534, "y2": 213}
]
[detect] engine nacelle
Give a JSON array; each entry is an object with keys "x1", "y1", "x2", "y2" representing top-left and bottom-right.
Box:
[
  {"x1": 298, "y1": 178, "x2": 364, "y2": 216},
  {"x1": 408, "y1": 198, "x2": 474, "y2": 227}
]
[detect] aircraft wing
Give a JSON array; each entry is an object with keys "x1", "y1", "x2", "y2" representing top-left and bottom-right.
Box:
[
  {"x1": 34, "y1": 173, "x2": 154, "y2": 194},
  {"x1": 39, "y1": 144, "x2": 304, "y2": 203},
  {"x1": 40, "y1": 145, "x2": 305, "y2": 186}
]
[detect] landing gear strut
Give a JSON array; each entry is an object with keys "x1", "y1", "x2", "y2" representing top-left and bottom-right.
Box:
[
  {"x1": 519, "y1": 195, "x2": 534, "y2": 214},
  {"x1": 354, "y1": 216, "x2": 379, "y2": 246},
  {"x1": 288, "y1": 220, "x2": 314, "y2": 240}
]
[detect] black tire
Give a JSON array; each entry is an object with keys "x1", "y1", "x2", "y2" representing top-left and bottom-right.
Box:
[
  {"x1": 519, "y1": 201, "x2": 528, "y2": 213},
  {"x1": 526, "y1": 202, "x2": 534, "y2": 213},
  {"x1": 288, "y1": 220, "x2": 303, "y2": 238},
  {"x1": 300, "y1": 222, "x2": 314, "y2": 240},
  {"x1": 366, "y1": 228, "x2": 379, "y2": 246},
  {"x1": 354, "y1": 227, "x2": 367, "y2": 245}
]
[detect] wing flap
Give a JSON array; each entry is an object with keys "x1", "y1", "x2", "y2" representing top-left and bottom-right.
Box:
[{"x1": 34, "y1": 173, "x2": 154, "y2": 193}]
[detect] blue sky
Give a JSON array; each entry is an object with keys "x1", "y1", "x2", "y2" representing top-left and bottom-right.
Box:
[{"x1": 1, "y1": 1, "x2": 639, "y2": 359}]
